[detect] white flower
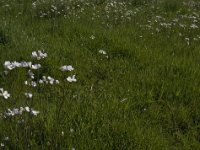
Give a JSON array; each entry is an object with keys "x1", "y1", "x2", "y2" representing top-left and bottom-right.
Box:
[
  {"x1": 24, "y1": 92, "x2": 33, "y2": 99},
  {"x1": 55, "y1": 80, "x2": 60, "y2": 84},
  {"x1": 60, "y1": 65, "x2": 74, "y2": 71},
  {"x1": 25, "y1": 106, "x2": 30, "y2": 112},
  {"x1": 99, "y1": 49, "x2": 107, "y2": 55},
  {"x1": 3, "y1": 106, "x2": 39, "y2": 118},
  {"x1": 39, "y1": 79, "x2": 44, "y2": 84},
  {"x1": 61, "y1": 131, "x2": 64, "y2": 136},
  {"x1": 31, "y1": 109, "x2": 39, "y2": 116},
  {"x1": 31, "y1": 64, "x2": 41, "y2": 70},
  {"x1": 4, "y1": 61, "x2": 15, "y2": 70},
  {"x1": 32, "y1": 50, "x2": 47, "y2": 60},
  {"x1": 4, "y1": 108, "x2": 23, "y2": 116},
  {"x1": 28, "y1": 70, "x2": 35, "y2": 79},
  {"x1": 32, "y1": 51, "x2": 37, "y2": 58},
  {"x1": 190, "y1": 24, "x2": 198, "y2": 29},
  {"x1": 4, "y1": 61, "x2": 33, "y2": 71},
  {"x1": 67, "y1": 75, "x2": 77, "y2": 82},
  {"x1": 39, "y1": 76, "x2": 59, "y2": 85},
  {"x1": 5, "y1": 109, "x2": 14, "y2": 116},
  {"x1": 25, "y1": 81, "x2": 37, "y2": 87},
  {"x1": 70, "y1": 128, "x2": 74, "y2": 133},
  {"x1": 31, "y1": 81, "x2": 37, "y2": 87},
  {"x1": 90, "y1": 35, "x2": 95, "y2": 40},
  {"x1": 24, "y1": 81, "x2": 28, "y2": 85},
  {"x1": 47, "y1": 76, "x2": 54, "y2": 85},
  {"x1": 12, "y1": 108, "x2": 22, "y2": 115},
  {"x1": 1, "y1": 143, "x2": 5, "y2": 147},
  {"x1": 4, "y1": 137, "x2": 9, "y2": 141},
  {"x1": 13, "y1": 61, "x2": 22, "y2": 67},
  {"x1": 21, "y1": 61, "x2": 32, "y2": 68},
  {"x1": 0, "y1": 88, "x2": 10, "y2": 99}
]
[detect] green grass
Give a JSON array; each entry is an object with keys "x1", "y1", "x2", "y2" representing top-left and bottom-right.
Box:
[{"x1": 0, "y1": 0, "x2": 200, "y2": 149}]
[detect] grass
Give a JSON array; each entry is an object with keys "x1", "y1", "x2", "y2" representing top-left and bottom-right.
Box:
[{"x1": 0, "y1": 0, "x2": 200, "y2": 149}]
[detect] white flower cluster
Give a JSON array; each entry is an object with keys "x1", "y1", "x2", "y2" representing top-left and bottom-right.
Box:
[
  {"x1": 0, "y1": 88, "x2": 10, "y2": 99},
  {"x1": 24, "y1": 92, "x2": 33, "y2": 99},
  {"x1": 60, "y1": 65, "x2": 74, "y2": 71},
  {"x1": 24, "y1": 80, "x2": 37, "y2": 87},
  {"x1": 39, "y1": 76, "x2": 59, "y2": 85},
  {"x1": 60, "y1": 65, "x2": 77, "y2": 82},
  {"x1": 32, "y1": 50, "x2": 47, "y2": 60},
  {"x1": 1, "y1": 50, "x2": 78, "y2": 124},
  {"x1": 31, "y1": 64, "x2": 41, "y2": 70},
  {"x1": 4, "y1": 61, "x2": 41, "y2": 70},
  {"x1": 99, "y1": 49, "x2": 108, "y2": 59},
  {"x1": 99, "y1": 50, "x2": 107, "y2": 55},
  {"x1": 28, "y1": 69, "x2": 35, "y2": 79},
  {"x1": 3, "y1": 106, "x2": 39, "y2": 118},
  {"x1": 67, "y1": 75, "x2": 77, "y2": 82}
]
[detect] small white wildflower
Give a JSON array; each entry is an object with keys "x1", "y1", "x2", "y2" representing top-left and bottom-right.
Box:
[
  {"x1": 31, "y1": 109, "x2": 39, "y2": 116},
  {"x1": 1, "y1": 143, "x2": 5, "y2": 147},
  {"x1": 31, "y1": 64, "x2": 41, "y2": 70},
  {"x1": 4, "y1": 61, "x2": 32, "y2": 70},
  {"x1": 28, "y1": 70, "x2": 34, "y2": 79},
  {"x1": 4, "y1": 137, "x2": 9, "y2": 141},
  {"x1": 39, "y1": 79, "x2": 44, "y2": 84},
  {"x1": 12, "y1": 108, "x2": 22, "y2": 115},
  {"x1": 90, "y1": 35, "x2": 95, "y2": 40},
  {"x1": 99, "y1": 50, "x2": 107, "y2": 55},
  {"x1": 60, "y1": 65, "x2": 74, "y2": 71},
  {"x1": 25, "y1": 106, "x2": 30, "y2": 112},
  {"x1": 24, "y1": 81, "x2": 28, "y2": 85},
  {"x1": 4, "y1": 106, "x2": 39, "y2": 117},
  {"x1": 70, "y1": 128, "x2": 74, "y2": 133},
  {"x1": 0, "y1": 88, "x2": 10, "y2": 99},
  {"x1": 31, "y1": 81, "x2": 37, "y2": 87},
  {"x1": 47, "y1": 76, "x2": 54, "y2": 85},
  {"x1": 67, "y1": 75, "x2": 77, "y2": 82},
  {"x1": 32, "y1": 51, "x2": 37, "y2": 58},
  {"x1": 39, "y1": 76, "x2": 59, "y2": 85},
  {"x1": 190, "y1": 24, "x2": 198, "y2": 29},
  {"x1": 25, "y1": 81, "x2": 37, "y2": 87},
  {"x1": 24, "y1": 92, "x2": 33, "y2": 99},
  {"x1": 32, "y1": 50, "x2": 47, "y2": 60},
  {"x1": 21, "y1": 61, "x2": 32, "y2": 68},
  {"x1": 4, "y1": 61, "x2": 15, "y2": 70},
  {"x1": 55, "y1": 80, "x2": 60, "y2": 84},
  {"x1": 5, "y1": 109, "x2": 14, "y2": 116},
  {"x1": 61, "y1": 131, "x2": 64, "y2": 136}
]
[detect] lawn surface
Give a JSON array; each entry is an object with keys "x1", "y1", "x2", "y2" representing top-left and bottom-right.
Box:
[{"x1": 0, "y1": 0, "x2": 200, "y2": 149}]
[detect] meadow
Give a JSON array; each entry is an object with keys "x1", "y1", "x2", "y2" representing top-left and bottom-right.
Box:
[{"x1": 0, "y1": 0, "x2": 200, "y2": 149}]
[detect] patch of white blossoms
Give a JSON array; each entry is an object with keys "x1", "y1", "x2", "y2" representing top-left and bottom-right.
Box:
[
  {"x1": 4, "y1": 61, "x2": 41, "y2": 71},
  {"x1": 32, "y1": 50, "x2": 47, "y2": 60},
  {"x1": 0, "y1": 88, "x2": 10, "y2": 99},
  {"x1": 1, "y1": 50, "x2": 77, "y2": 123},
  {"x1": 24, "y1": 80, "x2": 37, "y2": 87},
  {"x1": 67, "y1": 75, "x2": 77, "y2": 82},
  {"x1": 3, "y1": 106, "x2": 39, "y2": 118},
  {"x1": 60, "y1": 65, "x2": 74, "y2": 71},
  {"x1": 99, "y1": 49, "x2": 107, "y2": 55},
  {"x1": 99, "y1": 49, "x2": 109, "y2": 59},
  {"x1": 39, "y1": 76, "x2": 59, "y2": 85},
  {"x1": 60, "y1": 65, "x2": 77, "y2": 82},
  {"x1": 24, "y1": 92, "x2": 33, "y2": 99}
]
